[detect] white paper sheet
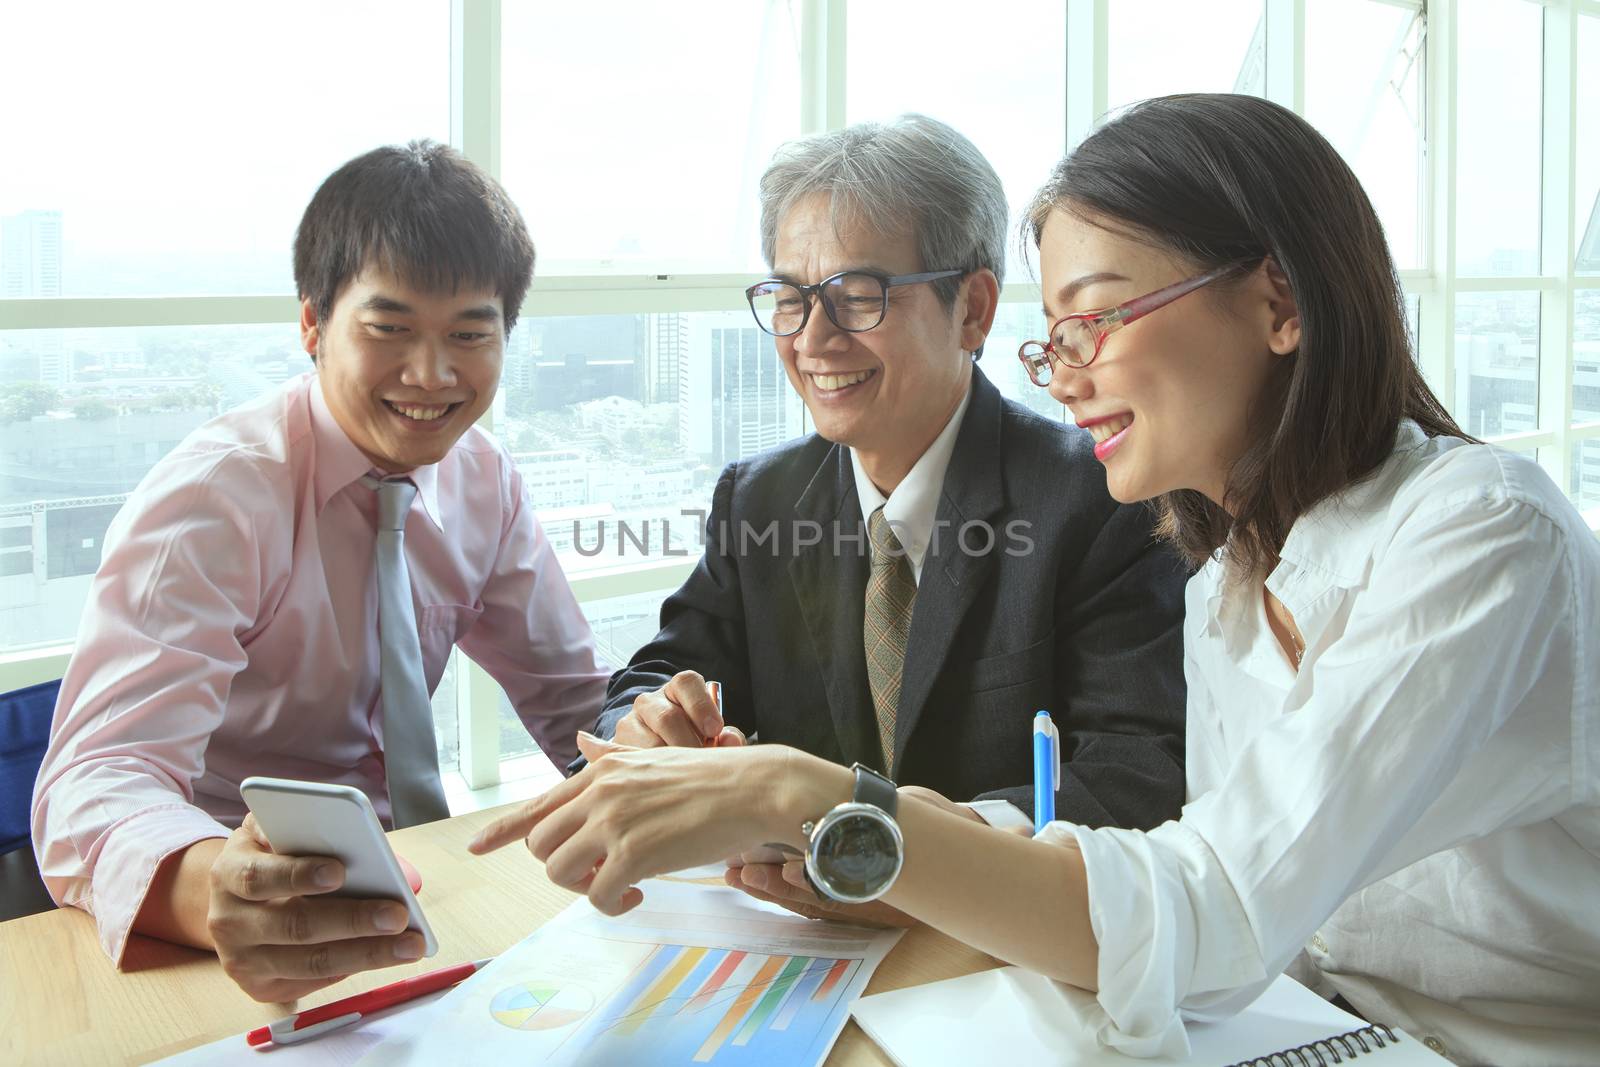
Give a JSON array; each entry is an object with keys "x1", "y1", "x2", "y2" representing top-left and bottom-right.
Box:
[{"x1": 851, "y1": 968, "x2": 1448, "y2": 1067}]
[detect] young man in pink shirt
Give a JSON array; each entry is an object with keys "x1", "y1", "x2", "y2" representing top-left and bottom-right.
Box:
[{"x1": 31, "y1": 141, "x2": 609, "y2": 1002}]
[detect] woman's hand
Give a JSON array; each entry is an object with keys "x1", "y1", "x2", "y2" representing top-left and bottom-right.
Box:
[{"x1": 467, "y1": 733, "x2": 849, "y2": 915}]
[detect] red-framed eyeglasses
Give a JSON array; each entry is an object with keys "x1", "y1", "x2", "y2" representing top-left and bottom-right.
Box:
[{"x1": 1017, "y1": 261, "x2": 1258, "y2": 385}]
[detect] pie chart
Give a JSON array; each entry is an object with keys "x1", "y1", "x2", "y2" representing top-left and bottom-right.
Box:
[{"x1": 489, "y1": 980, "x2": 596, "y2": 1031}]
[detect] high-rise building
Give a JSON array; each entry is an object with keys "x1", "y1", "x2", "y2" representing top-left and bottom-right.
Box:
[
  {"x1": 709, "y1": 324, "x2": 795, "y2": 469},
  {"x1": 2, "y1": 210, "x2": 67, "y2": 385},
  {"x1": 527, "y1": 315, "x2": 645, "y2": 410},
  {"x1": 677, "y1": 312, "x2": 801, "y2": 466},
  {"x1": 530, "y1": 350, "x2": 636, "y2": 411},
  {"x1": 1, "y1": 210, "x2": 62, "y2": 299},
  {"x1": 646, "y1": 313, "x2": 687, "y2": 405}
]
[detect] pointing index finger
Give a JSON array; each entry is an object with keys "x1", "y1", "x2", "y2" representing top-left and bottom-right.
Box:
[
  {"x1": 468, "y1": 773, "x2": 588, "y2": 855},
  {"x1": 468, "y1": 807, "x2": 537, "y2": 855}
]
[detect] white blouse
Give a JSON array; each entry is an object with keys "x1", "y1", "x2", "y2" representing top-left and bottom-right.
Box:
[{"x1": 1047, "y1": 423, "x2": 1600, "y2": 1065}]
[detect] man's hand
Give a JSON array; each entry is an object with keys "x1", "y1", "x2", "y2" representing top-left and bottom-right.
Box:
[
  {"x1": 205, "y1": 814, "x2": 425, "y2": 1003},
  {"x1": 723, "y1": 854, "x2": 919, "y2": 928},
  {"x1": 896, "y1": 785, "x2": 990, "y2": 822},
  {"x1": 613, "y1": 670, "x2": 746, "y2": 748}
]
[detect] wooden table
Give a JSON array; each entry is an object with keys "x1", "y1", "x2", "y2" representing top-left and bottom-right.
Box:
[{"x1": 0, "y1": 805, "x2": 998, "y2": 1065}]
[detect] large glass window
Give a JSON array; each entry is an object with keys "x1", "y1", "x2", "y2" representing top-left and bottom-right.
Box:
[
  {"x1": 1305, "y1": 0, "x2": 1425, "y2": 269},
  {"x1": 499, "y1": 1, "x2": 800, "y2": 275},
  {"x1": 847, "y1": 0, "x2": 1065, "y2": 278},
  {"x1": 0, "y1": 1, "x2": 448, "y2": 298},
  {"x1": 497, "y1": 587, "x2": 673, "y2": 766},
  {"x1": 1577, "y1": 289, "x2": 1600, "y2": 427},
  {"x1": 430, "y1": 656, "x2": 461, "y2": 777},
  {"x1": 500, "y1": 309, "x2": 801, "y2": 577},
  {"x1": 491, "y1": 306, "x2": 806, "y2": 761},
  {"x1": 1577, "y1": 16, "x2": 1600, "y2": 276},
  {"x1": 1455, "y1": 292, "x2": 1540, "y2": 438},
  {"x1": 0, "y1": 324, "x2": 298, "y2": 649},
  {"x1": 1570, "y1": 439, "x2": 1600, "y2": 512},
  {"x1": 1454, "y1": 0, "x2": 1543, "y2": 276},
  {"x1": 1573, "y1": 289, "x2": 1600, "y2": 511},
  {"x1": 1106, "y1": 1, "x2": 1265, "y2": 115}
]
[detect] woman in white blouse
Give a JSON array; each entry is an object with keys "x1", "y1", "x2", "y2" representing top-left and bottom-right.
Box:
[{"x1": 470, "y1": 95, "x2": 1600, "y2": 1064}]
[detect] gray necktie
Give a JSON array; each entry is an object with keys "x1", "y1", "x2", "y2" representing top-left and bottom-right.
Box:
[{"x1": 365, "y1": 476, "x2": 450, "y2": 827}]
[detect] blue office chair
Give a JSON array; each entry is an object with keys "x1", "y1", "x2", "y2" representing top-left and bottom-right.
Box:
[{"x1": 1, "y1": 678, "x2": 61, "y2": 922}]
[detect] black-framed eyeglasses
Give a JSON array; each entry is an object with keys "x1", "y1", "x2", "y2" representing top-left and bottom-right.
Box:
[{"x1": 745, "y1": 268, "x2": 965, "y2": 337}]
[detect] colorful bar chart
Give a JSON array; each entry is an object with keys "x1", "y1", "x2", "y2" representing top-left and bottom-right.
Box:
[{"x1": 566, "y1": 942, "x2": 865, "y2": 1065}]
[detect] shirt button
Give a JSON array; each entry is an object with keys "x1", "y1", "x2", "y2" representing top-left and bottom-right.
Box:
[
  {"x1": 1423, "y1": 1036, "x2": 1446, "y2": 1056},
  {"x1": 1310, "y1": 933, "x2": 1329, "y2": 952}
]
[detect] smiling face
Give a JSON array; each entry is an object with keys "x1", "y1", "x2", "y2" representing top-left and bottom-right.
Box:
[
  {"x1": 770, "y1": 194, "x2": 993, "y2": 490},
  {"x1": 1037, "y1": 207, "x2": 1292, "y2": 507},
  {"x1": 302, "y1": 268, "x2": 504, "y2": 473}
]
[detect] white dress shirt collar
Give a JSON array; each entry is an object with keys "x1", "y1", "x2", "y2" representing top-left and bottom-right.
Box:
[
  {"x1": 850, "y1": 379, "x2": 973, "y2": 584},
  {"x1": 1275, "y1": 419, "x2": 1430, "y2": 586},
  {"x1": 1197, "y1": 420, "x2": 1434, "y2": 645}
]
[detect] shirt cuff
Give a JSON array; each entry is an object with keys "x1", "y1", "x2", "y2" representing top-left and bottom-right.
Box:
[
  {"x1": 88, "y1": 803, "x2": 231, "y2": 966},
  {"x1": 964, "y1": 800, "x2": 1034, "y2": 832},
  {"x1": 1054, "y1": 819, "x2": 1264, "y2": 1058}
]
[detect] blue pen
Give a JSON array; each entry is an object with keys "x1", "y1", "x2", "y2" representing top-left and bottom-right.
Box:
[{"x1": 1033, "y1": 710, "x2": 1060, "y2": 833}]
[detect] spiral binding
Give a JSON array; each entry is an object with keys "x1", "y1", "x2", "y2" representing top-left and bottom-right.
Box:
[{"x1": 1225, "y1": 1023, "x2": 1403, "y2": 1067}]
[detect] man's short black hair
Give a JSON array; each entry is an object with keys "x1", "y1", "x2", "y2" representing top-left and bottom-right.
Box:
[{"x1": 293, "y1": 139, "x2": 535, "y2": 332}]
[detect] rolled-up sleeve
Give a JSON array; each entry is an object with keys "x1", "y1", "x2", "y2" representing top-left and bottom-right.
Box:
[
  {"x1": 1044, "y1": 492, "x2": 1575, "y2": 1055},
  {"x1": 1053, "y1": 819, "x2": 1263, "y2": 1056},
  {"x1": 30, "y1": 453, "x2": 266, "y2": 963}
]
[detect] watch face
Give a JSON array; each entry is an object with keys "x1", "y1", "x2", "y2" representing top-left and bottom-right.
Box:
[{"x1": 812, "y1": 809, "x2": 901, "y2": 901}]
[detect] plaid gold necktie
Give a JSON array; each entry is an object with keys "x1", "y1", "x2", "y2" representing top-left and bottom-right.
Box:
[{"x1": 864, "y1": 506, "x2": 917, "y2": 772}]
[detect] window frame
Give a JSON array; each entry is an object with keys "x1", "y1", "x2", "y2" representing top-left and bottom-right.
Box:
[{"x1": 3, "y1": 0, "x2": 1597, "y2": 790}]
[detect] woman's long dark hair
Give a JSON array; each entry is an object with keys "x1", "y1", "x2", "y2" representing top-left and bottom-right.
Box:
[{"x1": 1026, "y1": 94, "x2": 1468, "y2": 576}]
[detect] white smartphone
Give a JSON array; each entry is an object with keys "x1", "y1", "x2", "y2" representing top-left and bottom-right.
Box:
[{"x1": 239, "y1": 776, "x2": 438, "y2": 957}]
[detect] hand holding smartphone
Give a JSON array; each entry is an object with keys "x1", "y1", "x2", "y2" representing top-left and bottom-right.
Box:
[{"x1": 240, "y1": 776, "x2": 438, "y2": 957}]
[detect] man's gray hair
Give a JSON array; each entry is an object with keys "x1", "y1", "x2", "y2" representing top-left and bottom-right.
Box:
[{"x1": 757, "y1": 114, "x2": 1008, "y2": 311}]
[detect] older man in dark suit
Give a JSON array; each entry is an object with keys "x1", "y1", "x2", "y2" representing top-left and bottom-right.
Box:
[{"x1": 590, "y1": 115, "x2": 1186, "y2": 840}]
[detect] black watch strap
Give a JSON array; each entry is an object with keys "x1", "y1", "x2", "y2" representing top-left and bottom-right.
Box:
[{"x1": 850, "y1": 763, "x2": 898, "y2": 818}]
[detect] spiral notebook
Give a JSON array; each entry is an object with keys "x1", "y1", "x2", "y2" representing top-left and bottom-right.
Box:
[{"x1": 851, "y1": 968, "x2": 1450, "y2": 1067}]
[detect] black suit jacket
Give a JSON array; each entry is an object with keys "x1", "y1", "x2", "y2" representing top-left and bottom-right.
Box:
[{"x1": 594, "y1": 369, "x2": 1189, "y2": 828}]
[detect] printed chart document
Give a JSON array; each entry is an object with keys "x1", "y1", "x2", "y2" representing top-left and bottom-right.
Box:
[
  {"x1": 358, "y1": 879, "x2": 903, "y2": 1066},
  {"x1": 851, "y1": 967, "x2": 1449, "y2": 1067}
]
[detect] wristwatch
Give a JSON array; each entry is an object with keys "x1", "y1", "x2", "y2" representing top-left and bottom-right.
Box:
[{"x1": 802, "y1": 763, "x2": 904, "y2": 904}]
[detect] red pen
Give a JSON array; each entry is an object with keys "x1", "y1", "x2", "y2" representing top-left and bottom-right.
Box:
[{"x1": 246, "y1": 958, "x2": 493, "y2": 1047}]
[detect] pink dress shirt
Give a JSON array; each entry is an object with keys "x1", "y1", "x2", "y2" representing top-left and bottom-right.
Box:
[{"x1": 30, "y1": 372, "x2": 610, "y2": 963}]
